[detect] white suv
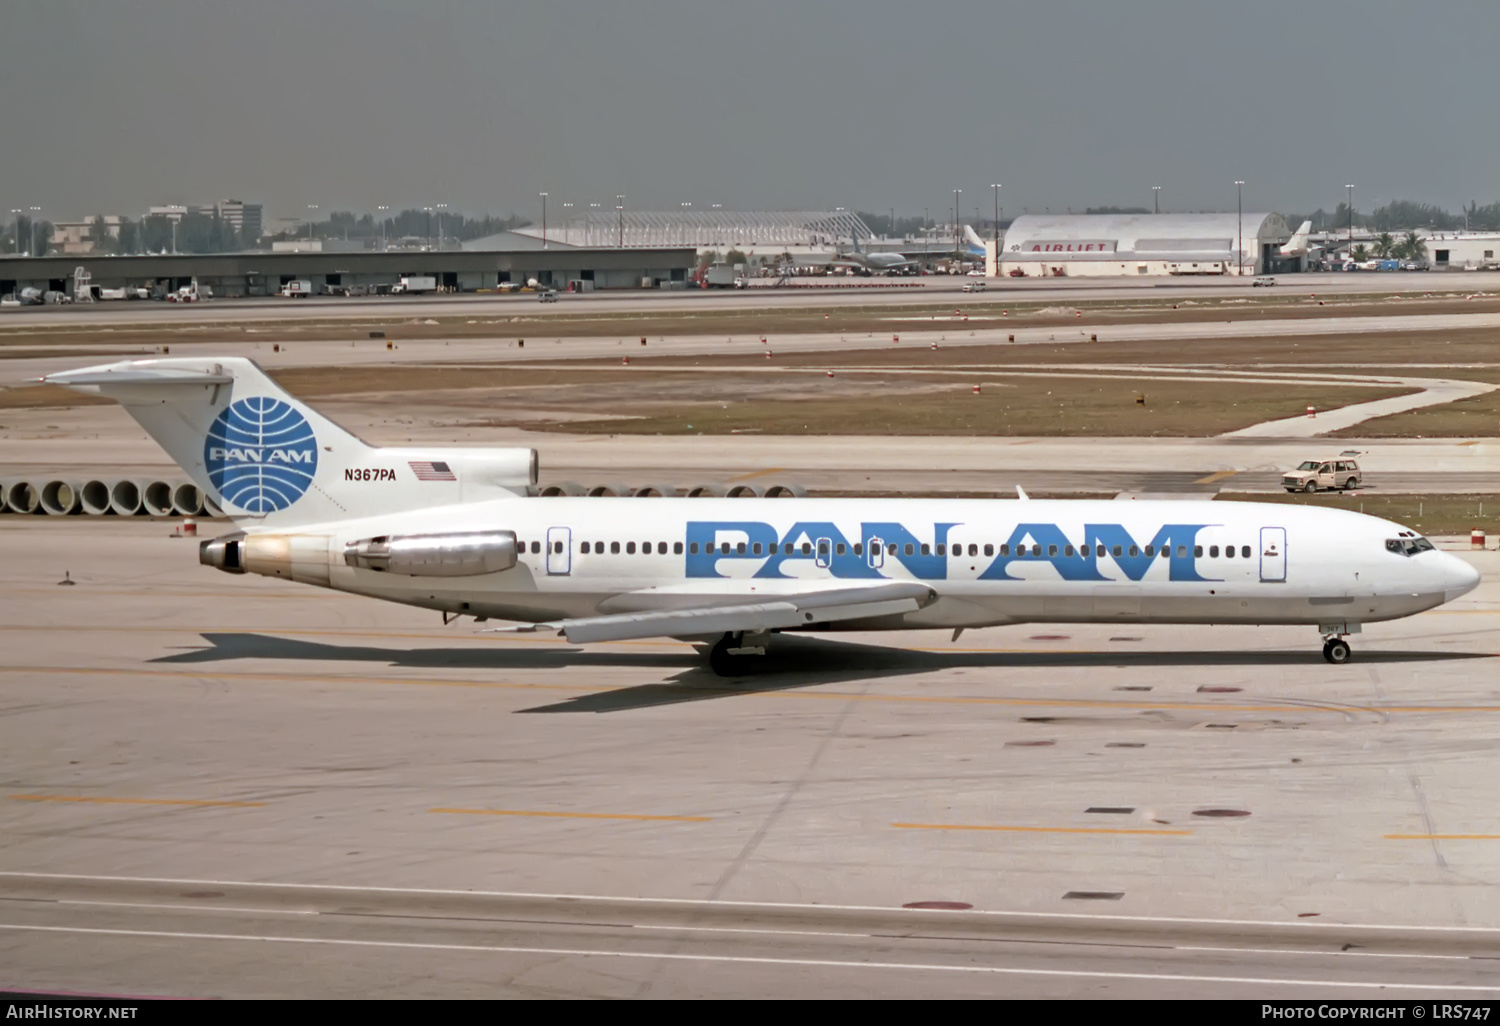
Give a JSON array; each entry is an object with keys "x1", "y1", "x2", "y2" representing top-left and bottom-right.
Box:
[
  {"x1": 1253, "y1": 276, "x2": 1276, "y2": 287},
  {"x1": 1282, "y1": 453, "x2": 1364, "y2": 492}
]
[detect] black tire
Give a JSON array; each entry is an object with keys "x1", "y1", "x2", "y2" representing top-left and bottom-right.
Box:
[
  {"x1": 1344, "y1": 479, "x2": 1357, "y2": 490},
  {"x1": 1303, "y1": 481, "x2": 1317, "y2": 493},
  {"x1": 1324, "y1": 639, "x2": 1351, "y2": 664},
  {"x1": 708, "y1": 634, "x2": 751, "y2": 677}
]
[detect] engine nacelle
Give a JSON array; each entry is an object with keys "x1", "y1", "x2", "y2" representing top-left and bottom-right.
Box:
[{"x1": 344, "y1": 531, "x2": 518, "y2": 577}]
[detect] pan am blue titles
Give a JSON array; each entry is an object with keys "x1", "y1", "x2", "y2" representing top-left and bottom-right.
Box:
[{"x1": 44, "y1": 358, "x2": 1479, "y2": 675}]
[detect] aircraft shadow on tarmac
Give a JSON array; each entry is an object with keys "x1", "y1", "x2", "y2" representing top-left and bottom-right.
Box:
[{"x1": 151, "y1": 631, "x2": 1488, "y2": 714}]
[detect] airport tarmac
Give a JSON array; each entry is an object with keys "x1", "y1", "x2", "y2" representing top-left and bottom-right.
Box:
[
  {"x1": 2, "y1": 270, "x2": 1497, "y2": 327},
  {"x1": 2, "y1": 518, "x2": 1499, "y2": 997},
  {"x1": 2, "y1": 403, "x2": 1494, "y2": 498}
]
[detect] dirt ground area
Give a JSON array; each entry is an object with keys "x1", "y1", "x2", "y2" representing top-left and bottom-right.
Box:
[
  {"x1": 1216, "y1": 492, "x2": 1500, "y2": 536},
  {"x1": 469, "y1": 375, "x2": 1409, "y2": 437}
]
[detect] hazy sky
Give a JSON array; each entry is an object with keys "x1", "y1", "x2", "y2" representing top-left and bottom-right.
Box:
[{"x1": 5, "y1": 1, "x2": 1496, "y2": 225}]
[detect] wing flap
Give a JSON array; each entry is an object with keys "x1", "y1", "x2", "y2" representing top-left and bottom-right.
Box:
[{"x1": 489, "y1": 581, "x2": 932, "y2": 644}]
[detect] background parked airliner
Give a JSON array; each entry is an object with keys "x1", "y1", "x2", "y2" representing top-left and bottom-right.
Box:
[{"x1": 44, "y1": 358, "x2": 1479, "y2": 675}]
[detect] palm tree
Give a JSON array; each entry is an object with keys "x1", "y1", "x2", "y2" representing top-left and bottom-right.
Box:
[
  {"x1": 1351, "y1": 244, "x2": 1370, "y2": 263},
  {"x1": 1373, "y1": 232, "x2": 1394, "y2": 259},
  {"x1": 1397, "y1": 230, "x2": 1427, "y2": 265}
]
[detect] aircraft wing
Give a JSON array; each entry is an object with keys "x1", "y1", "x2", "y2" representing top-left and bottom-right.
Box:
[{"x1": 489, "y1": 581, "x2": 933, "y2": 644}]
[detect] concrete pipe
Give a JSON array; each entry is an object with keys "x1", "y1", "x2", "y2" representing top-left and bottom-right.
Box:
[
  {"x1": 203, "y1": 495, "x2": 225, "y2": 519},
  {"x1": 0, "y1": 479, "x2": 10, "y2": 514},
  {"x1": 6, "y1": 480, "x2": 42, "y2": 515},
  {"x1": 40, "y1": 480, "x2": 83, "y2": 515},
  {"x1": 725, "y1": 484, "x2": 764, "y2": 498},
  {"x1": 81, "y1": 479, "x2": 114, "y2": 515},
  {"x1": 686, "y1": 483, "x2": 728, "y2": 497},
  {"x1": 538, "y1": 481, "x2": 587, "y2": 497},
  {"x1": 632, "y1": 484, "x2": 678, "y2": 497},
  {"x1": 763, "y1": 483, "x2": 809, "y2": 498},
  {"x1": 142, "y1": 480, "x2": 175, "y2": 517},
  {"x1": 172, "y1": 482, "x2": 205, "y2": 516},
  {"x1": 586, "y1": 483, "x2": 632, "y2": 497},
  {"x1": 109, "y1": 479, "x2": 144, "y2": 516}
]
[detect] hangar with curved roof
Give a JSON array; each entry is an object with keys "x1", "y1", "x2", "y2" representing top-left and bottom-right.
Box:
[{"x1": 999, "y1": 212, "x2": 1297, "y2": 277}]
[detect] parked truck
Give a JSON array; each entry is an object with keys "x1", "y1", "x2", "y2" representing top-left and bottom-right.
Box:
[
  {"x1": 390, "y1": 275, "x2": 437, "y2": 295},
  {"x1": 278, "y1": 279, "x2": 313, "y2": 298},
  {"x1": 704, "y1": 264, "x2": 746, "y2": 289}
]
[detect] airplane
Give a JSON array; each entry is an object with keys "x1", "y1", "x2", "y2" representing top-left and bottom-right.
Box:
[
  {"x1": 1280, "y1": 220, "x2": 1313, "y2": 257},
  {"x1": 831, "y1": 229, "x2": 922, "y2": 274},
  {"x1": 41, "y1": 357, "x2": 1481, "y2": 675}
]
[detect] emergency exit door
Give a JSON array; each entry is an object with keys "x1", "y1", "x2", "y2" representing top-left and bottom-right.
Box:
[{"x1": 1260, "y1": 527, "x2": 1286, "y2": 582}]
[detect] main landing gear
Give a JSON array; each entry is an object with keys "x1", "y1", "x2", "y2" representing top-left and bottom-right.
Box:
[{"x1": 708, "y1": 630, "x2": 770, "y2": 677}]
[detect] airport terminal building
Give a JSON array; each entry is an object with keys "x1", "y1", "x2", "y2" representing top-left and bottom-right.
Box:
[
  {"x1": 0, "y1": 246, "x2": 697, "y2": 300},
  {"x1": 999, "y1": 212, "x2": 1298, "y2": 277}
]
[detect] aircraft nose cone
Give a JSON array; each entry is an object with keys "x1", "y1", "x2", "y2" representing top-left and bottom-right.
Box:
[{"x1": 1444, "y1": 556, "x2": 1481, "y2": 602}]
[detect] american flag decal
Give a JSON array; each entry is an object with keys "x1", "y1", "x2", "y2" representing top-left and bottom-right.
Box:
[{"x1": 408, "y1": 460, "x2": 456, "y2": 481}]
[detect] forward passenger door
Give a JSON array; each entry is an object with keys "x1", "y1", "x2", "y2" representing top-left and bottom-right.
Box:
[{"x1": 1259, "y1": 527, "x2": 1286, "y2": 583}]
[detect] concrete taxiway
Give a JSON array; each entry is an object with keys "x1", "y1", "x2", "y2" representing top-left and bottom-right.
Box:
[{"x1": 2, "y1": 518, "x2": 1498, "y2": 997}]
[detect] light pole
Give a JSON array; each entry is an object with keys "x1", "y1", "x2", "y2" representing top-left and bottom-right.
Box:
[
  {"x1": 435, "y1": 203, "x2": 447, "y2": 249},
  {"x1": 991, "y1": 184, "x2": 1001, "y2": 276},
  {"x1": 1153, "y1": 186, "x2": 1161, "y2": 214},
  {"x1": 615, "y1": 195, "x2": 625, "y2": 247},
  {"x1": 561, "y1": 202, "x2": 572, "y2": 246},
  {"x1": 1234, "y1": 181, "x2": 1244, "y2": 275},
  {"x1": 952, "y1": 189, "x2": 961, "y2": 257},
  {"x1": 30, "y1": 206, "x2": 41, "y2": 257},
  {"x1": 1346, "y1": 184, "x2": 1355, "y2": 261},
  {"x1": 8, "y1": 209, "x2": 21, "y2": 255},
  {"x1": 377, "y1": 205, "x2": 389, "y2": 250}
]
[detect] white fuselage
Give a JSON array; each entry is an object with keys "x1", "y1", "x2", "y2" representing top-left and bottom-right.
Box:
[{"x1": 253, "y1": 497, "x2": 1479, "y2": 632}]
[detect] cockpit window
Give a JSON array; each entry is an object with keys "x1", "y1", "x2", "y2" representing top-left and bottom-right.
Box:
[{"x1": 1385, "y1": 537, "x2": 1435, "y2": 556}]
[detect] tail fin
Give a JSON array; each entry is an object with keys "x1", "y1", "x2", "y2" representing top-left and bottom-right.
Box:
[
  {"x1": 1280, "y1": 220, "x2": 1312, "y2": 257},
  {"x1": 43, "y1": 357, "x2": 536, "y2": 528},
  {"x1": 963, "y1": 224, "x2": 989, "y2": 253}
]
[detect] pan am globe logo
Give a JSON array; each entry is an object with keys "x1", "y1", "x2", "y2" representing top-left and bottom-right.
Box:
[{"x1": 204, "y1": 397, "x2": 319, "y2": 513}]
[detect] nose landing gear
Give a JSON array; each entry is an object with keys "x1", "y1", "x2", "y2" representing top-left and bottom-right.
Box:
[
  {"x1": 1319, "y1": 622, "x2": 1360, "y2": 664},
  {"x1": 1322, "y1": 637, "x2": 1352, "y2": 664}
]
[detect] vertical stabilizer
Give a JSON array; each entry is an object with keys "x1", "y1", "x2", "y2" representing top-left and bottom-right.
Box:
[
  {"x1": 43, "y1": 357, "x2": 369, "y2": 528},
  {"x1": 43, "y1": 357, "x2": 537, "y2": 529}
]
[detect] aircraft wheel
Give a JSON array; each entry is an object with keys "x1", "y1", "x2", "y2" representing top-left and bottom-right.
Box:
[
  {"x1": 1323, "y1": 639, "x2": 1352, "y2": 664},
  {"x1": 708, "y1": 633, "x2": 753, "y2": 677}
]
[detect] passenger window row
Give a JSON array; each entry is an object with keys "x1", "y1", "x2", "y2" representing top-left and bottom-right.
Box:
[{"x1": 516, "y1": 538, "x2": 1255, "y2": 560}]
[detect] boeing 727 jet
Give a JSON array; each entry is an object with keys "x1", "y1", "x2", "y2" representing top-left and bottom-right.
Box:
[{"x1": 43, "y1": 358, "x2": 1480, "y2": 675}]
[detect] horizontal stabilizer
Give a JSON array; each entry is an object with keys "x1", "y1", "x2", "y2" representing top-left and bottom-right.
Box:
[
  {"x1": 42, "y1": 366, "x2": 235, "y2": 388},
  {"x1": 491, "y1": 581, "x2": 932, "y2": 643}
]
